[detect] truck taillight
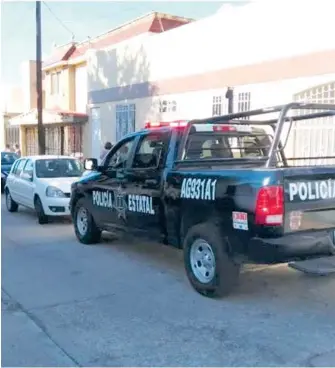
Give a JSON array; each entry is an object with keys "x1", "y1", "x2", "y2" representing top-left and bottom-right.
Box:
[{"x1": 255, "y1": 186, "x2": 284, "y2": 226}]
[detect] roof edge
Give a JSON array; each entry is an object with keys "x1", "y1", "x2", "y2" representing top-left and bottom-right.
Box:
[{"x1": 75, "y1": 11, "x2": 194, "y2": 48}]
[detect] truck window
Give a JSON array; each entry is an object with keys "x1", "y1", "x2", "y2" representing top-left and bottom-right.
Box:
[
  {"x1": 184, "y1": 128, "x2": 272, "y2": 160},
  {"x1": 132, "y1": 132, "x2": 170, "y2": 169},
  {"x1": 105, "y1": 138, "x2": 135, "y2": 169}
]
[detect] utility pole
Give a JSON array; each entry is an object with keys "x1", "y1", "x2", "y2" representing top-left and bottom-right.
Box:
[{"x1": 36, "y1": 1, "x2": 45, "y2": 154}]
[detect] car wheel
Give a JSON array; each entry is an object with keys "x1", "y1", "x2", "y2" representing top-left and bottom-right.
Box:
[
  {"x1": 330, "y1": 229, "x2": 335, "y2": 255},
  {"x1": 34, "y1": 196, "x2": 49, "y2": 225},
  {"x1": 183, "y1": 222, "x2": 241, "y2": 298},
  {"x1": 73, "y1": 198, "x2": 101, "y2": 244},
  {"x1": 5, "y1": 189, "x2": 18, "y2": 212}
]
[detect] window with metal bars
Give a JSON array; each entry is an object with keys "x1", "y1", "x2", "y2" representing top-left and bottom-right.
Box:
[
  {"x1": 212, "y1": 96, "x2": 223, "y2": 116},
  {"x1": 159, "y1": 100, "x2": 177, "y2": 113},
  {"x1": 237, "y1": 92, "x2": 251, "y2": 120},
  {"x1": 116, "y1": 104, "x2": 136, "y2": 142},
  {"x1": 291, "y1": 81, "x2": 335, "y2": 166}
]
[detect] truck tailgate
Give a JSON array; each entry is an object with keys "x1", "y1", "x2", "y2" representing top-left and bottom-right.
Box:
[{"x1": 284, "y1": 167, "x2": 335, "y2": 233}]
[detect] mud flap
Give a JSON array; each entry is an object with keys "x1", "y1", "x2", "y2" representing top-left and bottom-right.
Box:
[{"x1": 288, "y1": 256, "x2": 335, "y2": 276}]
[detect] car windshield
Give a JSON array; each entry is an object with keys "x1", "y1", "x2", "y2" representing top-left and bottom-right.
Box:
[
  {"x1": 1, "y1": 152, "x2": 19, "y2": 165},
  {"x1": 35, "y1": 159, "x2": 83, "y2": 178}
]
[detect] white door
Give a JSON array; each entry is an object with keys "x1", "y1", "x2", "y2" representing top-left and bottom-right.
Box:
[
  {"x1": 10, "y1": 159, "x2": 27, "y2": 204},
  {"x1": 19, "y1": 159, "x2": 35, "y2": 208},
  {"x1": 91, "y1": 107, "x2": 101, "y2": 161}
]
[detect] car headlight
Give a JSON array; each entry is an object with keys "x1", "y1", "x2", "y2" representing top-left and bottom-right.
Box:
[{"x1": 46, "y1": 186, "x2": 66, "y2": 198}]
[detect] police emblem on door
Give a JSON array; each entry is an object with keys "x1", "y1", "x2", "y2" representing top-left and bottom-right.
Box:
[{"x1": 114, "y1": 185, "x2": 127, "y2": 221}]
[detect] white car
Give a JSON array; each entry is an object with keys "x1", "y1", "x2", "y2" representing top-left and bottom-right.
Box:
[{"x1": 4, "y1": 155, "x2": 83, "y2": 224}]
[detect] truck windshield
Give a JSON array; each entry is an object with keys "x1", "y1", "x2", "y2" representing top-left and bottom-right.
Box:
[
  {"x1": 36, "y1": 159, "x2": 83, "y2": 178},
  {"x1": 184, "y1": 128, "x2": 272, "y2": 160}
]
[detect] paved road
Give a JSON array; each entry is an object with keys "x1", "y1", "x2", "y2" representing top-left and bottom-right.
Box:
[{"x1": 2, "y1": 197, "x2": 335, "y2": 367}]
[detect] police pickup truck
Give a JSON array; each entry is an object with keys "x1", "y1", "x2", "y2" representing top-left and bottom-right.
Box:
[{"x1": 70, "y1": 102, "x2": 335, "y2": 298}]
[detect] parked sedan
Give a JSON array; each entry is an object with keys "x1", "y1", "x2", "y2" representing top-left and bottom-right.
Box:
[
  {"x1": 1, "y1": 151, "x2": 19, "y2": 193},
  {"x1": 4, "y1": 155, "x2": 83, "y2": 224}
]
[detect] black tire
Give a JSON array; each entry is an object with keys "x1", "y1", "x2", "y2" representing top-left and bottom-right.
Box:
[
  {"x1": 73, "y1": 198, "x2": 101, "y2": 244},
  {"x1": 34, "y1": 196, "x2": 49, "y2": 225},
  {"x1": 183, "y1": 222, "x2": 240, "y2": 298},
  {"x1": 5, "y1": 189, "x2": 19, "y2": 212},
  {"x1": 330, "y1": 229, "x2": 335, "y2": 255}
]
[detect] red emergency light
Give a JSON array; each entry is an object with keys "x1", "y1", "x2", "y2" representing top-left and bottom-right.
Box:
[
  {"x1": 212, "y1": 125, "x2": 237, "y2": 132},
  {"x1": 145, "y1": 120, "x2": 189, "y2": 129}
]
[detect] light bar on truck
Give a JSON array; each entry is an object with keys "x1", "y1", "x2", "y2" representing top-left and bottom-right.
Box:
[
  {"x1": 145, "y1": 120, "x2": 189, "y2": 129},
  {"x1": 192, "y1": 124, "x2": 252, "y2": 133}
]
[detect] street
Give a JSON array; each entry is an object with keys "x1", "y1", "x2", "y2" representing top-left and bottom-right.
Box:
[{"x1": 2, "y1": 197, "x2": 335, "y2": 367}]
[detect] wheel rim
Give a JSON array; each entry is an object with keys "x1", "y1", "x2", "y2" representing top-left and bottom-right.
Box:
[
  {"x1": 6, "y1": 192, "x2": 12, "y2": 209},
  {"x1": 190, "y1": 238, "x2": 216, "y2": 284},
  {"x1": 77, "y1": 207, "x2": 88, "y2": 236}
]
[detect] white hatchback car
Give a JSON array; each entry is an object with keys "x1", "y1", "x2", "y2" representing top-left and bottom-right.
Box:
[{"x1": 4, "y1": 155, "x2": 83, "y2": 224}]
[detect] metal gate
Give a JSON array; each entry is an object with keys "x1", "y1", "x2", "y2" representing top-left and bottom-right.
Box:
[
  {"x1": 65, "y1": 125, "x2": 83, "y2": 156},
  {"x1": 5, "y1": 125, "x2": 19, "y2": 149},
  {"x1": 26, "y1": 127, "x2": 38, "y2": 155},
  {"x1": 292, "y1": 81, "x2": 335, "y2": 165},
  {"x1": 45, "y1": 126, "x2": 62, "y2": 155}
]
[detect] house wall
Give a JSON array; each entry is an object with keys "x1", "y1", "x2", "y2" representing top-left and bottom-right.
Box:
[
  {"x1": 87, "y1": 73, "x2": 335, "y2": 158},
  {"x1": 0, "y1": 84, "x2": 24, "y2": 149},
  {"x1": 74, "y1": 63, "x2": 87, "y2": 113},
  {"x1": 87, "y1": 1, "x2": 335, "y2": 94},
  {"x1": 21, "y1": 60, "x2": 37, "y2": 112},
  {"x1": 44, "y1": 64, "x2": 83, "y2": 111}
]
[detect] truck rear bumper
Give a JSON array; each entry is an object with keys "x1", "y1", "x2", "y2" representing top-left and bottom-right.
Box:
[{"x1": 248, "y1": 230, "x2": 335, "y2": 264}]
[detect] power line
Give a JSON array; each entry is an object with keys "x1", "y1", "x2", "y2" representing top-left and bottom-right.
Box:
[{"x1": 42, "y1": 1, "x2": 75, "y2": 40}]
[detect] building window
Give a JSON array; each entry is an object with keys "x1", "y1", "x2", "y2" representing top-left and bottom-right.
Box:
[
  {"x1": 116, "y1": 104, "x2": 136, "y2": 142},
  {"x1": 212, "y1": 96, "x2": 223, "y2": 116},
  {"x1": 51, "y1": 71, "x2": 61, "y2": 95},
  {"x1": 159, "y1": 100, "x2": 177, "y2": 113},
  {"x1": 237, "y1": 92, "x2": 251, "y2": 119}
]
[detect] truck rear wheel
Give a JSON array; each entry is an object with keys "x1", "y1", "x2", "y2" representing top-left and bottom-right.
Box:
[
  {"x1": 330, "y1": 229, "x2": 335, "y2": 255},
  {"x1": 183, "y1": 223, "x2": 240, "y2": 298},
  {"x1": 73, "y1": 198, "x2": 101, "y2": 244}
]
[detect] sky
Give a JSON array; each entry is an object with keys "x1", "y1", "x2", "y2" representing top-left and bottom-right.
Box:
[{"x1": 0, "y1": 1, "x2": 236, "y2": 85}]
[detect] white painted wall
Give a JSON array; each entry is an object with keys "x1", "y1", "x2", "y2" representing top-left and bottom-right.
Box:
[
  {"x1": 74, "y1": 64, "x2": 87, "y2": 113},
  {"x1": 90, "y1": 106, "x2": 102, "y2": 159},
  {"x1": 87, "y1": 72, "x2": 335, "y2": 157},
  {"x1": 88, "y1": 1, "x2": 335, "y2": 91}
]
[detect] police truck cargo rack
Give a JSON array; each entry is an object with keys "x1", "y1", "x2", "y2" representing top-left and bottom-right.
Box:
[{"x1": 70, "y1": 102, "x2": 335, "y2": 298}]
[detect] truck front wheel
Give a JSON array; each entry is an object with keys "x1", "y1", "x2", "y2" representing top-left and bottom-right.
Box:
[
  {"x1": 73, "y1": 198, "x2": 101, "y2": 244},
  {"x1": 183, "y1": 223, "x2": 240, "y2": 298}
]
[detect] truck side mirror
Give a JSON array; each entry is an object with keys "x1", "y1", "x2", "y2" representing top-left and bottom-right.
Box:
[{"x1": 84, "y1": 158, "x2": 98, "y2": 171}]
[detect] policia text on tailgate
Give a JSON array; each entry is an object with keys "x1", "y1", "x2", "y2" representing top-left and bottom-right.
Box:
[{"x1": 70, "y1": 103, "x2": 335, "y2": 298}]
